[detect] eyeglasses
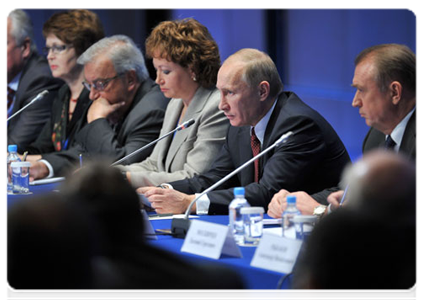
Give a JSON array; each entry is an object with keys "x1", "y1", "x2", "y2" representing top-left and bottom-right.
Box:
[
  {"x1": 42, "y1": 44, "x2": 72, "y2": 55},
  {"x1": 82, "y1": 74, "x2": 123, "y2": 92}
]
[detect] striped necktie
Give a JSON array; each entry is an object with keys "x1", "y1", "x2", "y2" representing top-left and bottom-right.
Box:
[{"x1": 251, "y1": 127, "x2": 261, "y2": 182}]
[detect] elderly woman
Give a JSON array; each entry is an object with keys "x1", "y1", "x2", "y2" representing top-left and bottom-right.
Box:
[
  {"x1": 118, "y1": 18, "x2": 229, "y2": 188},
  {"x1": 24, "y1": 10, "x2": 104, "y2": 156}
]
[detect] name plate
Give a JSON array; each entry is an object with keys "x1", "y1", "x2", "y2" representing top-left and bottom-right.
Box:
[
  {"x1": 251, "y1": 233, "x2": 302, "y2": 274},
  {"x1": 181, "y1": 220, "x2": 242, "y2": 259}
]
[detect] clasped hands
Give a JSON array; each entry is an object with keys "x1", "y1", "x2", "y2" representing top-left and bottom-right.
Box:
[
  {"x1": 267, "y1": 189, "x2": 345, "y2": 218},
  {"x1": 137, "y1": 187, "x2": 196, "y2": 214}
]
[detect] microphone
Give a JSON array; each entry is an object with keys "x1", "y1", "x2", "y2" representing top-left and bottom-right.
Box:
[
  {"x1": 7, "y1": 90, "x2": 49, "y2": 122},
  {"x1": 171, "y1": 130, "x2": 294, "y2": 238},
  {"x1": 110, "y1": 118, "x2": 195, "y2": 166}
]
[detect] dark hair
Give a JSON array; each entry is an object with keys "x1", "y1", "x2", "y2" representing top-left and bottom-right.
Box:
[
  {"x1": 42, "y1": 9, "x2": 104, "y2": 57},
  {"x1": 145, "y1": 18, "x2": 220, "y2": 89},
  {"x1": 292, "y1": 209, "x2": 415, "y2": 289},
  {"x1": 61, "y1": 162, "x2": 144, "y2": 245},
  {"x1": 8, "y1": 194, "x2": 95, "y2": 288},
  {"x1": 354, "y1": 44, "x2": 415, "y2": 95}
]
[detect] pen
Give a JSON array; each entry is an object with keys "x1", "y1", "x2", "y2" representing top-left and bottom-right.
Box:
[
  {"x1": 79, "y1": 154, "x2": 83, "y2": 168},
  {"x1": 22, "y1": 151, "x2": 28, "y2": 161},
  {"x1": 339, "y1": 184, "x2": 349, "y2": 206}
]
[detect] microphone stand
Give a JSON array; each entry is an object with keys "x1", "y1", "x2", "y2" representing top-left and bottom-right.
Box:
[
  {"x1": 171, "y1": 131, "x2": 294, "y2": 238},
  {"x1": 7, "y1": 90, "x2": 49, "y2": 122},
  {"x1": 110, "y1": 119, "x2": 195, "y2": 166}
]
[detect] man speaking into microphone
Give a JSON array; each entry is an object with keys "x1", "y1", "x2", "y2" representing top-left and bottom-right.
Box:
[{"x1": 139, "y1": 48, "x2": 351, "y2": 215}]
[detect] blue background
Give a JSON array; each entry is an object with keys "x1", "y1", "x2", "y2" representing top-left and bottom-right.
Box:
[{"x1": 24, "y1": 9, "x2": 416, "y2": 162}]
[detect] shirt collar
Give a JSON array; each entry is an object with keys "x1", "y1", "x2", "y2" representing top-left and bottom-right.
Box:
[
  {"x1": 250, "y1": 98, "x2": 278, "y2": 145},
  {"x1": 8, "y1": 71, "x2": 22, "y2": 91},
  {"x1": 388, "y1": 107, "x2": 415, "y2": 152}
]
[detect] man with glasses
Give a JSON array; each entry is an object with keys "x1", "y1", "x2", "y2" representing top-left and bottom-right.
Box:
[
  {"x1": 7, "y1": 9, "x2": 63, "y2": 151},
  {"x1": 29, "y1": 35, "x2": 168, "y2": 180}
]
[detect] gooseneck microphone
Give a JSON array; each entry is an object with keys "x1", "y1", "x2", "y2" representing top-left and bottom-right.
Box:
[
  {"x1": 110, "y1": 119, "x2": 195, "y2": 166},
  {"x1": 7, "y1": 90, "x2": 49, "y2": 122},
  {"x1": 171, "y1": 131, "x2": 294, "y2": 238}
]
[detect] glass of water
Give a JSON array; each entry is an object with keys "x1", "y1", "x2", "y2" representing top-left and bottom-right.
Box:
[
  {"x1": 11, "y1": 161, "x2": 31, "y2": 194},
  {"x1": 241, "y1": 206, "x2": 264, "y2": 245}
]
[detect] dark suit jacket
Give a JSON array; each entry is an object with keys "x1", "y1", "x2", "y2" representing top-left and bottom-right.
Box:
[
  {"x1": 362, "y1": 110, "x2": 416, "y2": 161},
  {"x1": 42, "y1": 78, "x2": 169, "y2": 176},
  {"x1": 170, "y1": 91, "x2": 351, "y2": 214},
  {"x1": 311, "y1": 110, "x2": 416, "y2": 203},
  {"x1": 8, "y1": 52, "x2": 63, "y2": 152},
  {"x1": 25, "y1": 85, "x2": 91, "y2": 154}
]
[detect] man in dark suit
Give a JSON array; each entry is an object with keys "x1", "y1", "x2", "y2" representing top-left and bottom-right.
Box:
[
  {"x1": 7, "y1": 9, "x2": 63, "y2": 152},
  {"x1": 28, "y1": 35, "x2": 168, "y2": 179},
  {"x1": 139, "y1": 48, "x2": 350, "y2": 215},
  {"x1": 268, "y1": 43, "x2": 416, "y2": 218}
]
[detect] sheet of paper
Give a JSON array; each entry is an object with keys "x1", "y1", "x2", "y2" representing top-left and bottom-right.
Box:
[
  {"x1": 148, "y1": 214, "x2": 199, "y2": 220},
  {"x1": 30, "y1": 177, "x2": 65, "y2": 185},
  {"x1": 263, "y1": 226, "x2": 296, "y2": 239}
]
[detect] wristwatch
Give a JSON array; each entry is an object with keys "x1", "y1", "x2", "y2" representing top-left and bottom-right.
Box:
[{"x1": 313, "y1": 205, "x2": 327, "y2": 220}]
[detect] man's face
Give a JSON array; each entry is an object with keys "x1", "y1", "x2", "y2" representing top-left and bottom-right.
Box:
[
  {"x1": 83, "y1": 55, "x2": 128, "y2": 105},
  {"x1": 217, "y1": 60, "x2": 261, "y2": 127},
  {"x1": 351, "y1": 57, "x2": 393, "y2": 132},
  {"x1": 7, "y1": 18, "x2": 28, "y2": 82}
]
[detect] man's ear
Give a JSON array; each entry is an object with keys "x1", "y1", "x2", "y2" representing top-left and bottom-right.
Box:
[
  {"x1": 390, "y1": 81, "x2": 403, "y2": 105},
  {"x1": 258, "y1": 81, "x2": 270, "y2": 101},
  {"x1": 126, "y1": 70, "x2": 137, "y2": 91},
  {"x1": 21, "y1": 37, "x2": 31, "y2": 59}
]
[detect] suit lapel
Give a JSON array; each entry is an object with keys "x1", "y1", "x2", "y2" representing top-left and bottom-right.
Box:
[
  {"x1": 399, "y1": 110, "x2": 416, "y2": 159},
  {"x1": 165, "y1": 87, "x2": 211, "y2": 170},
  {"x1": 162, "y1": 100, "x2": 184, "y2": 170}
]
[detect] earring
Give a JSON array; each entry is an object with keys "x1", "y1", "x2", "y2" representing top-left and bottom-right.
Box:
[{"x1": 192, "y1": 76, "x2": 197, "y2": 82}]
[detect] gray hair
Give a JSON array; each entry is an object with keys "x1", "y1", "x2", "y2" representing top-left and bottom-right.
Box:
[
  {"x1": 77, "y1": 35, "x2": 149, "y2": 82},
  {"x1": 8, "y1": 9, "x2": 37, "y2": 53}
]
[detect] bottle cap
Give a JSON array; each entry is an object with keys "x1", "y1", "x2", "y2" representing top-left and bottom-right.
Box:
[
  {"x1": 240, "y1": 206, "x2": 264, "y2": 215},
  {"x1": 11, "y1": 161, "x2": 31, "y2": 168},
  {"x1": 8, "y1": 145, "x2": 17, "y2": 152},
  {"x1": 286, "y1": 195, "x2": 297, "y2": 204},
  {"x1": 234, "y1": 187, "x2": 245, "y2": 197}
]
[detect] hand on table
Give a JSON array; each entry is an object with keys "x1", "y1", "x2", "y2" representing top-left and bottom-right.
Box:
[
  {"x1": 137, "y1": 187, "x2": 196, "y2": 214},
  {"x1": 268, "y1": 189, "x2": 323, "y2": 218},
  {"x1": 29, "y1": 161, "x2": 49, "y2": 181}
]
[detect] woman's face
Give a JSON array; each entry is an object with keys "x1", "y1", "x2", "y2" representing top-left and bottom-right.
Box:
[
  {"x1": 152, "y1": 56, "x2": 198, "y2": 101},
  {"x1": 45, "y1": 34, "x2": 81, "y2": 82}
]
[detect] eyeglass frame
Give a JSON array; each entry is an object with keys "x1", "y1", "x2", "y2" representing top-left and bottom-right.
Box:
[
  {"x1": 42, "y1": 44, "x2": 73, "y2": 55},
  {"x1": 82, "y1": 73, "x2": 124, "y2": 92}
]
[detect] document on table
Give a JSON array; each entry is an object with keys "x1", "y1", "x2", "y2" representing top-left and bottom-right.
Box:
[
  {"x1": 30, "y1": 177, "x2": 65, "y2": 185},
  {"x1": 263, "y1": 226, "x2": 296, "y2": 239},
  {"x1": 148, "y1": 214, "x2": 200, "y2": 220}
]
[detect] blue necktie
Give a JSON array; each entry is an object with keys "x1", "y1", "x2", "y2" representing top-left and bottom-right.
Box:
[{"x1": 384, "y1": 135, "x2": 396, "y2": 150}]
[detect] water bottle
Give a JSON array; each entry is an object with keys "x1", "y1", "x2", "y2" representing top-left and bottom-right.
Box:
[
  {"x1": 282, "y1": 195, "x2": 301, "y2": 238},
  {"x1": 7, "y1": 145, "x2": 21, "y2": 194},
  {"x1": 229, "y1": 187, "x2": 250, "y2": 244}
]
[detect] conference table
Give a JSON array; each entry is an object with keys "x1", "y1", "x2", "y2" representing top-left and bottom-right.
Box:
[{"x1": 7, "y1": 182, "x2": 291, "y2": 289}]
